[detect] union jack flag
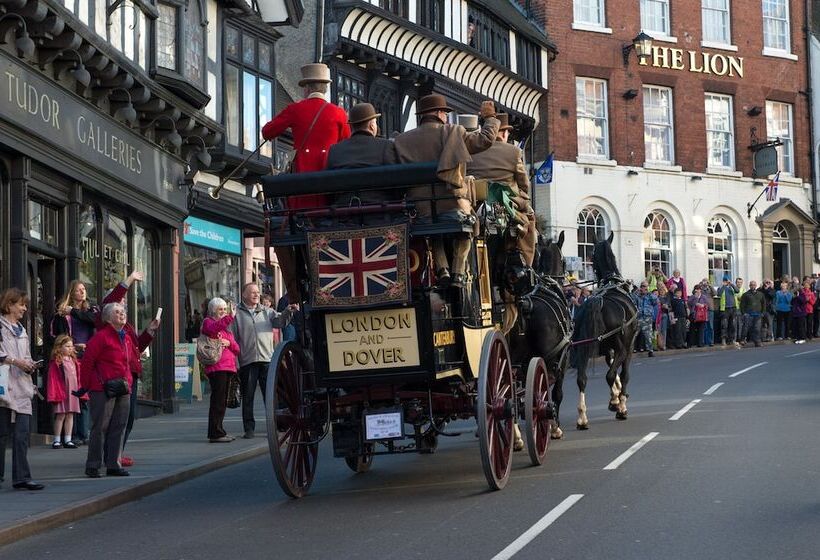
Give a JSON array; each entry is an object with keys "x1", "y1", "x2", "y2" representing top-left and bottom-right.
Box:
[
  {"x1": 765, "y1": 171, "x2": 780, "y2": 202},
  {"x1": 308, "y1": 225, "x2": 409, "y2": 308}
]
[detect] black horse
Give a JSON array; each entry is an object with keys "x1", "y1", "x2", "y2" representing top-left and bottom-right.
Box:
[
  {"x1": 509, "y1": 231, "x2": 572, "y2": 439},
  {"x1": 571, "y1": 232, "x2": 638, "y2": 428}
]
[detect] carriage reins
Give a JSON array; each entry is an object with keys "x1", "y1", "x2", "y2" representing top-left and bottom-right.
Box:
[{"x1": 569, "y1": 283, "x2": 638, "y2": 347}]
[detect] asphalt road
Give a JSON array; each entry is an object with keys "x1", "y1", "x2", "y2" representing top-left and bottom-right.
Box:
[{"x1": 3, "y1": 343, "x2": 819, "y2": 560}]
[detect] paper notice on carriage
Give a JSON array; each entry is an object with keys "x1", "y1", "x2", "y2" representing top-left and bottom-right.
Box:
[
  {"x1": 365, "y1": 411, "x2": 403, "y2": 440},
  {"x1": 325, "y1": 308, "x2": 421, "y2": 372}
]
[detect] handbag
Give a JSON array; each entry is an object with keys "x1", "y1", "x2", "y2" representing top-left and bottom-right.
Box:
[
  {"x1": 226, "y1": 375, "x2": 241, "y2": 409},
  {"x1": 284, "y1": 102, "x2": 328, "y2": 173},
  {"x1": 103, "y1": 377, "x2": 129, "y2": 399},
  {"x1": 694, "y1": 304, "x2": 708, "y2": 323},
  {"x1": 196, "y1": 336, "x2": 223, "y2": 366}
]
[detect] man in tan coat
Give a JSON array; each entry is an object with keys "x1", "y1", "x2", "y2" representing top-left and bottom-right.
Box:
[{"x1": 393, "y1": 94, "x2": 499, "y2": 287}]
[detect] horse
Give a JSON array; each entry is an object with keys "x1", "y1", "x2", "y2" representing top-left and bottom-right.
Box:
[
  {"x1": 570, "y1": 232, "x2": 638, "y2": 429},
  {"x1": 508, "y1": 231, "x2": 572, "y2": 439}
]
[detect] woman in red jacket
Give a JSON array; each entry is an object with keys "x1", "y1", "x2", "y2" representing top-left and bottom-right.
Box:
[
  {"x1": 80, "y1": 302, "x2": 134, "y2": 478},
  {"x1": 201, "y1": 298, "x2": 241, "y2": 443}
]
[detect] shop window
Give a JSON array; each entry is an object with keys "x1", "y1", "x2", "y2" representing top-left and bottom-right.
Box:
[
  {"x1": 183, "y1": 244, "x2": 241, "y2": 340},
  {"x1": 643, "y1": 211, "x2": 673, "y2": 277},
  {"x1": 418, "y1": 0, "x2": 444, "y2": 33},
  {"x1": 576, "y1": 77, "x2": 609, "y2": 159},
  {"x1": 335, "y1": 72, "x2": 366, "y2": 114},
  {"x1": 577, "y1": 207, "x2": 608, "y2": 281},
  {"x1": 704, "y1": 93, "x2": 734, "y2": 170},
  {"x1": 468, "y1": 5, "x2": 510, "y2": 67},
  {"x1": 103, "y1": 214, "x2": 130, "y2": 292},
  {"x1": 133, "y1": 225, "x2": 155, "y2": 400},
  {"x1": 153, "y1": 0, "x2": 209, "y2": 107},
  {"x1": 79, "y1": 204, "x2": 100, "y2": 303},
  {"x1": 516, "y1": 36, "x2": 542, "y2": 84},
  {"x1": 224, "y1": 24, "x2": 275, "y2": 158},
  {"x1": 766, "y1": 100, "x2": 793, "y2": 175},
  {"x1": 28, "y1": 199, "x2": 59, "y2": 246},
  {"x1": 707, "y1": 217, "x2": 733, "y2": 286}
]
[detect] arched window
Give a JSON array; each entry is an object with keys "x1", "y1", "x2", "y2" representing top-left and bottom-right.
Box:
[
  {"x1": 707, "y1": 217, "x2": 733, "y2": 285},
  {"x1": 772, "y1": 222, "x2": 788, "y2": 240},
  {"x1": 577, "y1": 207, "x2": 608, "y2": 280},
  {"x1": 643, "y1": 211, "x2": 672, "y2": 277}
]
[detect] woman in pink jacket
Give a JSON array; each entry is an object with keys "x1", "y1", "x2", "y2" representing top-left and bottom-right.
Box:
[{"x1": 201, "y1": 298, "x2": 240, "y2": 442}]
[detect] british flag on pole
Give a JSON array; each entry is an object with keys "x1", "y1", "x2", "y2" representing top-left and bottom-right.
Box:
[
  {"x1": 765, "y1": 171, "x2": 781, "y2": 202},
  {"x1": 307, "y1": 224, "x2": 409, "y2": 308}
]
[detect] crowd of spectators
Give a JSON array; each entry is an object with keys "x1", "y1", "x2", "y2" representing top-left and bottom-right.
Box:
[{"x1": 565, "y1": 270, "x2": 820, "y2": 356}]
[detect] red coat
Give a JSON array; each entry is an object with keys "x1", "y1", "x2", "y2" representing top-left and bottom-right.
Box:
[
  {"x1": 81, "y1": 324, "x2": 135, "y2": 392},
  {"x1": 46, "y1": 357, "x2": 84, "y2": 404},
  {"x1": 100, "y1": 283, "x2": 154, "y2": 378},
  {"x1": 261, "y1": 97, "x2": 350, "y2": 209}
]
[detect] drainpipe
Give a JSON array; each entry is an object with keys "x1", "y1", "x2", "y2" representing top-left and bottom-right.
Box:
[
  {"x1": 315, "y1": 0, "x2": 325, "y2": 63},
  {"x1": 806, "y1": 0, "x2": 819, "y2": 263}
]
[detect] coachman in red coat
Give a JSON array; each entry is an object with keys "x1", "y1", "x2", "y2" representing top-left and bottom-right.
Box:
[{"x1": 261, "y1": 63, "x2": 351, "y2": 301}]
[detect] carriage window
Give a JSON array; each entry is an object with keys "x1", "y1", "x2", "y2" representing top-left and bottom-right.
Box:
[
  {"x1": 643, "y1": 211, "x2": 672, "y2": 277},
  {"x1": 707, "y1": 217, "x2": 733, "y2": 286},
  {"x1": 577, "y1": 207, "x2": 608, "y2": 281}
]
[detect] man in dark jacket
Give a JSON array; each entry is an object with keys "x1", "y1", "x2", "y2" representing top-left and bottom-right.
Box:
[
  {"x1": 326, "y1": 103, "x2": 398, "y2": 206},
  {"x1": 740, "y1": 280, "x2": 766, "y2": 347}
]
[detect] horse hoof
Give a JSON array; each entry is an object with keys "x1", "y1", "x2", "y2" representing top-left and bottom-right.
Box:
[
  {"x1": 615, "y1": 412, "x2": 628, "y2": 420},
  {"x1": 576, "y1": 423, "x2": 589, "y2": 430},
  {"x1": 608, "y1": 403, "x2": 618, "y2": 412},
  {"x1": 551, "y1": 427, "x2": 564, "y2": 440}
]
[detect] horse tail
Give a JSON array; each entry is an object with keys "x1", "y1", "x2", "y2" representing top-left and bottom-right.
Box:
[{"x1": 571, "y1": 295, "x2": 605, "y2": 367}]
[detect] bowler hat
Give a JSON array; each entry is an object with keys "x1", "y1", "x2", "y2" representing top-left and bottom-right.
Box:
[
  {"x1": 458, "y1": 114, "x2": 478, "y2": 131},
  {"x1": 497, "y1": 113, "x2": 513, "y2": 131},
  {"x1": 416, "y1": 94, "x2": 452, "y2": 114},
  {"x1": 348, "y1": 103, "x2": 381, "y2": 125},
  {"x1": 298, "y1": 63, "x2": 331, "y2": 87}
]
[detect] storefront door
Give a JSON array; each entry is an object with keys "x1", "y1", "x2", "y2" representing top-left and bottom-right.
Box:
[
  {"x1": 27, "y1": 253, "x2": 58, "y2": 433},
  {"x1": 773, "y1": 241, "x2": 789, "y2": 280}
]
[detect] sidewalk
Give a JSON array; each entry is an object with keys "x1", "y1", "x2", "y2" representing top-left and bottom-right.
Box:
[{"x1": 0, "y1": 398, "x2": 268, "y2": 546}]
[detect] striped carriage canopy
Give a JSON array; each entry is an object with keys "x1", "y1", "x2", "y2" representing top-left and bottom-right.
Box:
[{"x1": 339, "y1": 7, "x2": 546, "y2": 125}]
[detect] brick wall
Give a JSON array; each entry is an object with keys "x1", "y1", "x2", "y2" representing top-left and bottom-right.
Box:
[{"x1": 539, "y1": 0, "x2": 811, "y2": 180}]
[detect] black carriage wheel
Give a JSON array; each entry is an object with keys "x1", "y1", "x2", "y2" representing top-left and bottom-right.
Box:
[
  {"x1": 265, "y1": 341, "x2": 324, "y2": 498},
  {"x1": 525, "y1": 357, "x2": 552, "y2": 466},
  {"x1": 344, "y1": 443, "x2": 374, "y2": 474},
  {"x1": 477, "y1": 330, "x2": 515, "y2": 490}
]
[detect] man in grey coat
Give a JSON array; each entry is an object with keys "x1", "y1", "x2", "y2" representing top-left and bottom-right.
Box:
[{"x1": 230, "y1": 283, "x2": 296, "y2": 439}]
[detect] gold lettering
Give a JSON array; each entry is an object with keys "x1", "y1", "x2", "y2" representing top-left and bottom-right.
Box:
[
  {"x1": 670, "y1": 48, "x2": 685, "y2": 70},
  {"x1": 702, "y1": 52, "x2": 712, "y2": 74},
  {"x1": 689, "y1": 50, "x2": 704, "y2": 73},
  {"x1": 710, "y1": 54, "x2": 728, "y2": 76},
  {"x1": 652, "y1": 46, "x2": 671, "y2": 68},
  {"x1": 728, "y1": 56, "x2": 743, "y2": 78}
]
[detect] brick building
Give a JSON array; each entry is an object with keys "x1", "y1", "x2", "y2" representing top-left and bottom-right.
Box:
[{"x1": 536, "y1": 0, "x2": 817, "y2": 285}]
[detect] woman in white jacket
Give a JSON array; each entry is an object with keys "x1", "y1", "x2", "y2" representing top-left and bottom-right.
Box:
[{"x1": 0, "y1": 288, "x2": 44, "y2": 490}]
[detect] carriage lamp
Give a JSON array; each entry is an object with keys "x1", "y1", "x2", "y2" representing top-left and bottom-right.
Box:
[
  {"x1": 0, "y1": 13, "x2": 36, "y2": 59},
  {"x1": 622, "y1": 31, "x2": 654, "y2": 66}
]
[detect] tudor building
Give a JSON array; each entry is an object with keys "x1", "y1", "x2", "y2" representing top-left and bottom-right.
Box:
[
  {"x1": 0, "y1": 0, "x2": 301, "y2": 427},
  {"x1": 537, "y1": 0, "x2": 817, "y2": 285}
]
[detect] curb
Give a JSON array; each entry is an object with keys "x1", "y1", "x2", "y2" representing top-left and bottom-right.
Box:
[{"x1": 0, "y1": 443, "x2": 268, "y2": 547}]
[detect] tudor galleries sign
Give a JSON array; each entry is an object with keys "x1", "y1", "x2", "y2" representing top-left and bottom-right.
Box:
[
  {"x1": 0, "y1": 50, "x2": 185, "y2": 208},
  {"x1": 639, "y1": 46, "x2": 744, "y2": 78}
]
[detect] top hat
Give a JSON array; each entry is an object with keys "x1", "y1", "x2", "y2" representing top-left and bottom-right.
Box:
[
  {"x1": 416, "y1": 94, "x2": 452, "y2": 114},
  {"x1": 497, "y1": 113, "x2": 513, "y2": 131},
  {"x1": 298, "y1": 63, "x2": 331, "y2": 87},
  {"x1": 458, "y1": 114, "x2": 478, "y2": 131},
  {"x1": 348, "y1": 103, "x2": 381, "y2": 125}
]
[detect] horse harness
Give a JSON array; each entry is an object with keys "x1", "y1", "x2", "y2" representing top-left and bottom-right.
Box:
[
  {"x1": 518, "y1": 276, "x2": 573, "y2": 370},
  {"x1": 571, "y1": 278, "x2": 638, "y2": 347}
]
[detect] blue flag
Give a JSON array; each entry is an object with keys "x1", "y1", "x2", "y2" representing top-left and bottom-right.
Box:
[{"x1": 535, "y1": 153, "x2": 553, "y2": 185}]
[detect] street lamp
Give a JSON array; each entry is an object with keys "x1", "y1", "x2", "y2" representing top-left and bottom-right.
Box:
[
  {"x1": 0, "y1": 13, "x2": 36, "y2": 59},
  {"x1": 60, "y1": 49, "x2": 92, "y2": 87},
  {"x1": 186, "y1": 135, "x2": 211, "y2": 168},
  {"x1": 111, "y1": 87, "x2": 137, "y2": 126},
  {"x1": 622, "y1": 31, "x2": 654, "y2": 66},
  {"x1": 141, "y1": 115, "x2": 182, "y2": 149}
]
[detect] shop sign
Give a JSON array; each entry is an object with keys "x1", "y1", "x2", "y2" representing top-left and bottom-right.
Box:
[
  {"x1": 639, "y1": 46, "x2": 744, "y2": 78},
  {"x1": 0, "y1": 50, "x2": 186, "y2": 209},
  {"x1": 183, "y1": 216, "x2": 242, "y2": 255}
]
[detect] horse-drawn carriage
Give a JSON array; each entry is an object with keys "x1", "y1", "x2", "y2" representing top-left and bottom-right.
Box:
[{"x1": 258, "y1": 162, "x2": 572, "y2": 497}]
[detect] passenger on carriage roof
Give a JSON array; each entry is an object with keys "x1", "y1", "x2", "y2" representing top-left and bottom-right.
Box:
[
  {"x1": 393, "y1": 94, "x2": 500, "y2": 288},
  {"x1": 326, "y1": 103, "x2": 398, "y2": 205}
]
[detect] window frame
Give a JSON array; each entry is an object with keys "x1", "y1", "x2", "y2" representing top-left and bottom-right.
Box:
[
  {"x1": 707, "y1": 216, "x2": 734, "y2": 287},
  {"x1": 516, "y1": 35, "x2": 542, "y2": 84},
  {"x1": 766, "y1": 100, "x2": 794, "y2": 175},
  {"x1": 643, "y1": 85, "x2": 675, "y2": 165},
  {"x1": 643, "y1": 211, "x2": 673, "y2": 278},
  {"x1": 701, "y1": 0, "x2": 731, "y2": 45},
  {"x1": 223, "y1": 22, "x2": 277, "y2": 159},
  {"x1": 574, "y1": 0, "x2": 605, "y2": 27},
  {"x1": 468, "y1": 5, "x2": 511, "y2": 67},
  {"x1": 762, "y1": 0, "x2": 791, "y2": 52},
  {"x1": 704, "y1": 92, "x2": 735, "y2": 170},
  {"x1": 333, "y1": 68, "x2": 367, "y2": 116},
  {"x1": 641, "y1": 0, "x2": 670, "y2": 37},
  {"x1": 152, "y1": 0, "x2": 209, "y2": 107},
  {"x1": 379, "y1": 0, "x2": 409, "y2": 18},
  {"x1": 576, "y1": 77, "x2": 610, "y2": 159},
  {"x1": 577, "y1": 207, "x2": 608, "y2": 281},
  {"x1": 418, "y1": 0, "x2": 445, "y2": 33}
]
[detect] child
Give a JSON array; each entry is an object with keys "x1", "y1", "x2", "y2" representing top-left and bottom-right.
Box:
[{"x1": 46, "y1": 334, "x2": 83, "y2": 448}]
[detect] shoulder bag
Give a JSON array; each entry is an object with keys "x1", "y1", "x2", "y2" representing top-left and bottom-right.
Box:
[
  {"x1": 196, "y1": 335, "x2": 224, "y2": 366},
  {"x1": 284, "y1": 101, "x2": 328, "y2": 173}
]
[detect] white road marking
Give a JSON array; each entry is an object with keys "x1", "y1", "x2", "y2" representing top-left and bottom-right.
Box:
[
  {"x1": 603, "y1": 432, "x2": 659, "y2": 470},
  {"x1": 728, "y1": 362, "x2": 767, "y2": 378},
  {"x1": 491, "y1": 494, "x2": 584, "y2": 560},
  {"x1": 669, "y1": 399, "x2": 702, "y2": 420},
  {"x1": 703, "y1": 383, "x2": 724, "y2": 396},
  {"x1": 787, "y1": 348, "x2": 820, "y2": 358}
]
